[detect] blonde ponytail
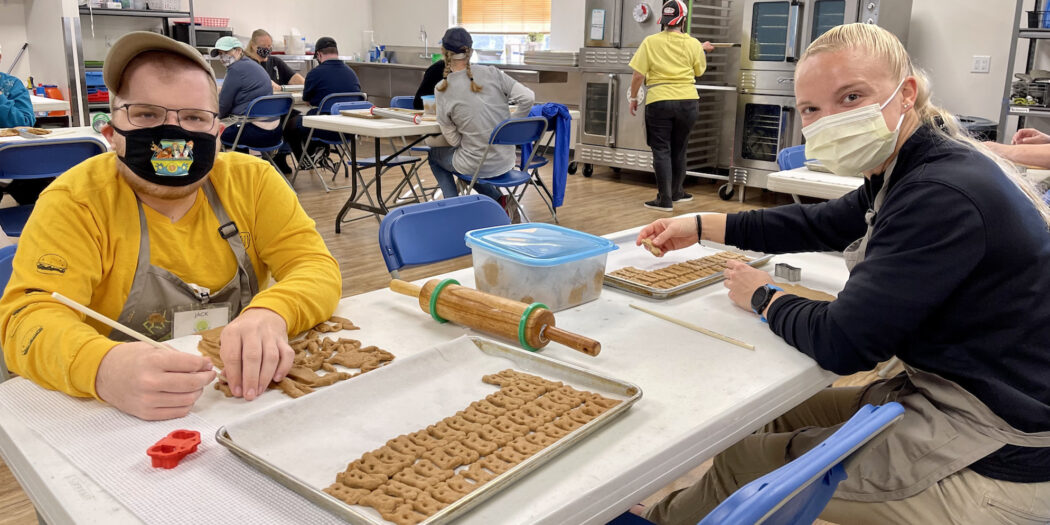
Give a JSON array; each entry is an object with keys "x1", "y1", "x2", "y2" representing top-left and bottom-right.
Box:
[
  {"x1": 802, "y1": 23, "x2": 1050, "y2": 227},
  {"x1": 435, "y1": 49, "x2": 482, "y2": 93}
]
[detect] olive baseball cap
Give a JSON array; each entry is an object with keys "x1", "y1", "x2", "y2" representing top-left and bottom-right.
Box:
[{"x1": 103, "y1": 31, "x2": 214, "y2": 92}]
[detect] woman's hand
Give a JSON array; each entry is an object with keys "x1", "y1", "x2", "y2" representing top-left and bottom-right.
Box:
[
  {"x1": 723, "y1": 260, "x2": 775, "y2": 312},
  {"x1": 636, "y1": 217, "x2": 698, "y2": 255},
  {"x1": 1012, "y1": 128, "x2": 1050, "y2": 145}
]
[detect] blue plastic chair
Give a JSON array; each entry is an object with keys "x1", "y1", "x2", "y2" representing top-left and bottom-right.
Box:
[
  {"x1": 221, "y1": 94, "x2": 294, "y2": 178},
  {"x1": 452, "y1": 116, "x2": 548, "y2": 221},
  {"x1": 388, "y1": 95, "x2": 436, "y2": 199},
  {"x1": 377, "y1": 195, "x2": 510, "y2": 278},
  {"x1": 0, "y1": 243, "x2": 16, "y2": 382},
  {"x1": 294, "y1": 91, "x2": 368, "y2": 189},
  {"x1": 611, "y1": 402, "x2": 905, "y2": 525},
  {"x1": 776, "y1": 145, "x2": 809, "y2": 171},
  {"x1": 0, "y1": 138, "x2": 108, "y2": 236},
  {"x1": 389, "y1": 96, "x2": 415, "y2": 110}
]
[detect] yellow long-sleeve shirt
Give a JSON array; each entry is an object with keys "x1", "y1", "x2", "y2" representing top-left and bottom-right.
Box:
[
  {"x1": 628, "y1": 31, "x2": 707, "y2": 104},
  {"x1": 0, "y1": 152, "x2": 341, "y2": 398}
]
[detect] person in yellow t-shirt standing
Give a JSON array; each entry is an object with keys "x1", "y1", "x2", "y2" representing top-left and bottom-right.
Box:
[
  {"x1": 0, "y1": 32, "x2": 342, "y2": 421},
  {"x1": 628, "y1": 0, "x2": 714, "y2": 211}
]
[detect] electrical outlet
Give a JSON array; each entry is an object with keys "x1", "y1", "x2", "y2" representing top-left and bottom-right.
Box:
[{"x1": 972, "y1": 55, "x2": 991, "y2": 74}]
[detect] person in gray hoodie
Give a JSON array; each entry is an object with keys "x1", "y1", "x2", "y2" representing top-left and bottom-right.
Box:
[{"x1": 427, "y1": 27, "x2": 534, "y2": 204}]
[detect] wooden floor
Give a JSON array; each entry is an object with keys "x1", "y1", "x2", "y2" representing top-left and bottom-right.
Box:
[{"x1": 0, "y1": 157, "x2": 850, "y2": 524}]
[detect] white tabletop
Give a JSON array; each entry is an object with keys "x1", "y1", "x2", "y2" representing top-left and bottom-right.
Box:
[
  {"x1": 0, "y1": 126, "x2": 108, "y2": 149},
  {"x1": 0, "y1": 219, "x2": 846, "y2": 524},
  {"x1": 767, "y1": 166, "x2": 864, "y2": 200},
  {"x1": 302, "y1": 114, "x2": 441, "y2": 139},
  {"x1": 29, "y1": 94, "x2": 70, "y2": 113}
]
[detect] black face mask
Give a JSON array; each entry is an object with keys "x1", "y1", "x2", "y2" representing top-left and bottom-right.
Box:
[
  {"x1": 256, "y1": 47, "x2": 271, "y2": 59},
  {"x1": 113, "y1": 124, "x2": 216, "y2": 187}
]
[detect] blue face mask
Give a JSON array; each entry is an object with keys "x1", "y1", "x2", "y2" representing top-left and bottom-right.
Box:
[{"x1": 256, "y1": 47, "x2": 271, "y2": 59}]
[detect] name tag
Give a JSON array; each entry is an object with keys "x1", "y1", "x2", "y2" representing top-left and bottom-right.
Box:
[{"x1": 173, "y1": 303, "x2": 231, "y2": 338}]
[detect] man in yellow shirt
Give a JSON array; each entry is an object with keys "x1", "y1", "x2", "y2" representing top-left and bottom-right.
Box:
[
  {"x1": 0, "y1": 32, "x2": 341, "y2": 420},
  {"x1": 628, "y1": 0, "x2": 714, "y2": 211}
]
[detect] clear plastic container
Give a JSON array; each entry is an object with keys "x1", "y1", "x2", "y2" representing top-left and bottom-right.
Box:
[{"x1": 465, "y1": 224, "x2": 617, "y2": 312}]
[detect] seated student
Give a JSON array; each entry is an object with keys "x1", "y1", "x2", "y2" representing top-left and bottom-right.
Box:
[
  {"x1": 984, "y1": 127, "x2": 1050, "y2": 168},
  {"x1": 413, "y1": 59, "x2": 444, "y2": 110},
  {"x1": 0, "y1": 42, "x2": 52, "y2": 205},
  {"x1": 637, "y1": 23, "x2": 1050, "y2": 525},
  {"x1": 427, "y1": 27, "x2": 534, "y2": 203},
  {"x1": 211, "y1": 36, "x2": 276, "y2": 152},
  {"x1": 0, "y1": 32, "x2": 341, "y2": 421},
  {"x1": 245, "y1": 29, "x2": 305, "y2": 92},
  {"x1": 280, "y1": 37, "x2": 362, "y2": 171}
]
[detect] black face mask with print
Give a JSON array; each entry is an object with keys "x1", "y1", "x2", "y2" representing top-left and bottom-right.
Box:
[
  {"x1": 112, "y1": 124, "x2": 216, "y2": 187},
  {"x1": 256, "y1": 47, "x2": 272, "y2": 59}
]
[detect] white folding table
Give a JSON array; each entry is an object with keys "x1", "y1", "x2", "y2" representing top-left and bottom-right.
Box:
[{"x1": 0, "y1": 219, "x2": 846, "y2": 524}]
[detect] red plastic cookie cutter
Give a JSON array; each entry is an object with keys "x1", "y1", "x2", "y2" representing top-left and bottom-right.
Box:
[{"x1": 147, "y1": 429, "x2": 201, "y2": 469}]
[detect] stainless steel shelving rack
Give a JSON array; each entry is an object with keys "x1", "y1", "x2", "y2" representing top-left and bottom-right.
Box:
[{"x1": 1001, "y1": 0, "x2": 1043, "y2": 139}]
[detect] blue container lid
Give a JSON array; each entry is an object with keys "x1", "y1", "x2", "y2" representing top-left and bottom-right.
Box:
[{"x1": 465, "y1": 223, "x2": 617, "y2": 267}]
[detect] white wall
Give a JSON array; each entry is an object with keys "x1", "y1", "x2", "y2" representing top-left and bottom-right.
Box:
[
  {"x1": 549, "y1": 0, "x2": 584, "y2": 51},
  {"x1": 24, "y1": 0, "x2": 78, "y2": 97},
  {"x1": 0, "y1": 0, "x2": 32, "y2": 81},
  {"x1": 192, "y1": 0, "x2": 372, "y2": 57},
  {"x1": 372, "y1": 1, "x2": 450, "y2": 49},
  {"x1": 907, "y1": 0, "x2": 1021, "y2": 121}
]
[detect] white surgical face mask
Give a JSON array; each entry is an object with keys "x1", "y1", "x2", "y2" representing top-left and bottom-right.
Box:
[
  {"x1": 219, "y1": 53, "x2": 237, "y2": 67},
  {"x1": 802, "y1": 78, "x2": 906, "y2": 177}
]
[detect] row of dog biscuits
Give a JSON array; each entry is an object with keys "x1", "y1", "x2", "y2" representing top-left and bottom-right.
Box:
[
  {"x1": 608, "y1": 251, "x2": 753, "y2": 290},
  {"x1": 324, "y1": 370, "x2": 622, "y2": 525}
]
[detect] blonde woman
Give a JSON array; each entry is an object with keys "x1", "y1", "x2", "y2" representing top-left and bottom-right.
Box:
[
  {"x1": 636, "y1": 23, "x2": 1050, "y2": 524},
  {"x1": 245, "y1": 29, "x2": 305, "y2": 91},
  {"x1": 427, "y1": 27, "x2": 534, "y2": 203}
]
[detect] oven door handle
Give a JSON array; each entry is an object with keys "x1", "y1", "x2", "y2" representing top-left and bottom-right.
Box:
[
  {"x1": 785, "y1": 0, "x2": 802, "y2": 63},
  {"x1": 780, "y1": 105, "x2": 795, "y2": 151},
  {"x1": 606, "y1": 74, "x2": 617, "y2": 147}
]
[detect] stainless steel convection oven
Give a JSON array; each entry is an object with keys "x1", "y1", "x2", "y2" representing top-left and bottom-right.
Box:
[
  {"x1": 577, "y1": 0, "x2": 735, "y2": 181},
  {"x1": 729, "y1": 0, "x2": 912, "y2": 199}
]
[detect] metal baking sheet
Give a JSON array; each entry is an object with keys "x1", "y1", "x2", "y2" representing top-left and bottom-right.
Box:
[
  {"x1": 216, "y1": 335, "x2": 641, "y2": 525},
  {"x1": 602, "y1": 229, "x2": 773, "y2": 299}
]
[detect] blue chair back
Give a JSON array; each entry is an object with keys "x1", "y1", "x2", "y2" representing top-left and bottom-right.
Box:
[
  {"x1": 331, "y1": 101, "x2": 374, "y2": 114},
  {"x1": 317, "y1": 92, "x2": 367, "y2": 116},
  {"x1": 0, "y1": 137, "x2": 108, "y2": 179},
  {"x1": 246, "y1": 94, "x2": 294, "y2": 120},
  {"x1": 776, "y1": 145, "x2": 809, "y2": 171},
  {"x1": 378, "y1": 195, "x2": 510, "y2": 276},
  {"x1": 0, "y1": 244, "x2": 16, "y2": 293},
  {"x1": 390, "y1": 96, "x2": 415, "y2": 109},
  {"x1": 699, "y1": 402, "x2": 905, "y2": 525},
  {"x1": 489, "y1": 116, "x2": 547, "y2": 147},
  {"x1": 0, "y1": 243, "x2": 15, "y2": 382}
]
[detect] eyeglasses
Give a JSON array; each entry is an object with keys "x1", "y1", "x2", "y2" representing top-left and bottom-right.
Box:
[{"x1": 114, "y1": 103, "x2": 218, "y2": 132}]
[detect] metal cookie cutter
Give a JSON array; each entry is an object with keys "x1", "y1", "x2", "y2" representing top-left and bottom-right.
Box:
[{"x1": 775, "y1": 263, "x2": 801, "y2": 282}]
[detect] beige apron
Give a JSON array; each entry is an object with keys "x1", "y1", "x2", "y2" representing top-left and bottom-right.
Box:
[
  {"x1": 830, "y1": 164, "x2": 1050, "y2": 502},
  {"x1": 112, "y1": 180, "x2": 259, "y2": 342}
]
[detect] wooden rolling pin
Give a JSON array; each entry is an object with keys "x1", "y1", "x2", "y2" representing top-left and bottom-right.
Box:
[{"x1": 390, "y1": 279, "x2": 601, "y2": 356}]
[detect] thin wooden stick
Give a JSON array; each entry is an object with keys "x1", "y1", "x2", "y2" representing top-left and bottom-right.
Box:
[
  {"x1": 629, "y1": 303, "x2": 755, "y2": 351},
  {"x1": 51, "y1": 292, "x2": 173, "y2": 351}
]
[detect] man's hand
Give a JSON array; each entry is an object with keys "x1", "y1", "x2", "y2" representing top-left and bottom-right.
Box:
[
  {"x1": 95, "y1": 342, "x2": 216, "y2": 421},
  {"x1": 723, "y1": 260, "x2": 775, "y2": 312},
  {"x1": 702, "y1": 41, "x2": 715, "y2": 53},
  {"x1": 1012, "y1": 128, "x2": 1050, "y2": 145},
  {"x1": 636, "y1": 217, "x2": 698, "y2": 255},
  {"x1": 630, "y1": 99, "x2": 639, "y2": 116},
  {"x1": 219, "y1": 308, "x2": 294, "y2": 401}
]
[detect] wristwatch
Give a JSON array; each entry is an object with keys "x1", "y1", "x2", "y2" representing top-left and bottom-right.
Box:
[{"x1": 750, "y1": 284, "x2": 784, "y2": 322}]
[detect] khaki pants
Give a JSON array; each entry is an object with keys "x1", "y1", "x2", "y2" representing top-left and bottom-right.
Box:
[{"x1": 643, "y1": 387, "x2": 1050, "y2": 525}]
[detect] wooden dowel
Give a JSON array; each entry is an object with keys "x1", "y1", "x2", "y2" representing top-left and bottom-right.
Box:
[
  {"x1": 543, "y1": 326, "x2": 601, "y2": 356},
  {"x1": 629, "y1": 303, "x2": 755, "y2": 351},
  {"x1": 51, "y1": 292, "x2": 173, "y2": 351},
  {"x1": 709, "y1": 42, "x2": 740, "y2": 48}
]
